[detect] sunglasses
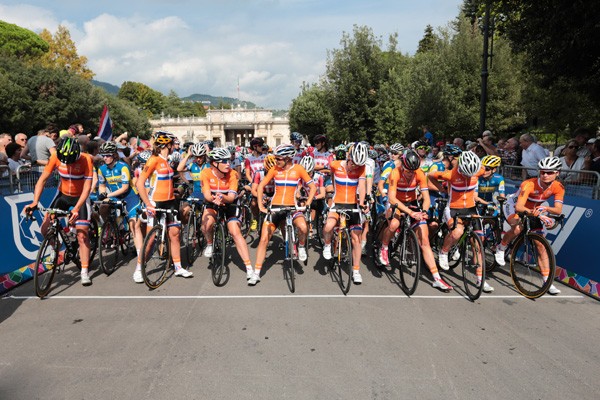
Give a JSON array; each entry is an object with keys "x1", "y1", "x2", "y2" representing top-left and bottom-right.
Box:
[
  {"x1": 101, "y1": 154, "x2": 114, "y2": 158},
  {"x1": 275, "y1": 157, "x2": 285, "y2": 162},
  {"x1": 416, "y1": 146, "x2": 430, "y2": 151},
  {"x1": 219, "y1": 160, "x2": 230, "y2": 165},
  {"x1": 484, "y1": 166, "x2": 493, "y2": 171},
  {"x1": 540, "y1": 170, "x2": 557, "y2": 175},
  {"x1": 390, "y1": 151, "x2": 399, "y2": 155}
]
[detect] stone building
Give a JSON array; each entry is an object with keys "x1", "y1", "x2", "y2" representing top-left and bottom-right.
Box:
[{"x1": 149, "y1": 107, "x2": 290, "y2": 147}]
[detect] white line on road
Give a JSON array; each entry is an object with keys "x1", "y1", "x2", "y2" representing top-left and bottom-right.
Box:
[{"x1": 3, "y1": 294, "x2": 585, "y2": 300}]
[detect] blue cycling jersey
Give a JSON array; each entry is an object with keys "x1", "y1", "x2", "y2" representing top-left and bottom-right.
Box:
[
  {"x1": 187, "y1": 160, "x2": 210, "y2": 196},
  {"x1": 98, "y1": 161, "x2": 132, "y2": 198},
  {"x1": 476, "y1": 173, "x2": 505, "y2": 202}
]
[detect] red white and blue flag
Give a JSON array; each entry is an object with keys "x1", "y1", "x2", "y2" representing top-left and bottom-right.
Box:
[{"x1": 97, "y1": 105, "x2": 113, "y2": 141}]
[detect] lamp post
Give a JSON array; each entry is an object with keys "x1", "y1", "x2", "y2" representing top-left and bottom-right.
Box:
[{"x1": 479, "y1": 1, "x2": 491, "y2": 135}]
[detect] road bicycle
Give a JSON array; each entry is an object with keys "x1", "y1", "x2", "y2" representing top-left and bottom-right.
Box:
[
  {"x1": 183, "y1": 196, "x2": 206, "y2": 266},
  {"x1": 269, "y1": 206, "x2": 306, "y2": 293},
  {"x1": 29, "y1": 207, "x2": 98, "y2": 298},
  {"x1": 94, "y1": 199, "x2": 132, "y2": 276},
  {"x1": 140, "y1": 207, "x2": 179, "y2": 289},
  {"x1": 372, "y1": 204, "x2": 422, "y2": 295},
  {"x1": 329, "y1": 207, "x2": 363, "y2": 295}
]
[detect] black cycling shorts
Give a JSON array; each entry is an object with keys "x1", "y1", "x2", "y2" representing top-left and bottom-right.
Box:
[{"x1": 49, "y1": 191, "x2": 91, "y2": 226}]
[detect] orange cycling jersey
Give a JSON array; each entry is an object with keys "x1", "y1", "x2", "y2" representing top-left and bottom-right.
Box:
[
  {"x1": 200, "y1": 168, "x2": 239, "y2": 197},
  {"x1": 140, "y1": 155, "x2": 175, "y2": 202},
  {"x1": 44, "y1": 153, "x2": 93, "y2": 197},
  {"x1": 429, "y1": 167, "x2": 484, "y2": 209},
  {"x1": 516, "y1": 178, "x2": 565, "y2": 209},
  {"x1": 330, "y1": 160, "x2": 366, "y2": 204},
  {"x1": 388, "y1": 167, "x2": 428, "y2": 203},
  {"x1": 264, "y1": 164, "x2": 313, "y2": 206}
]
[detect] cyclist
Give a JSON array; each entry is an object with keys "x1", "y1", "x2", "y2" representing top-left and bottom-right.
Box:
[
  {"x1": 228, "y1": 145, "x2": 242, "y2": 174},
  {"x1": 494, "y1": 156, "x2": 564, "y2": 295},
  {"x1": 200, "y1": 148, "x2": 253, "y2": 280},
  {"x1": 360, "y1": 146, "x2": 377, "y2": 254},
  {"x1": 413, "y1": 140, "x2": 433, "y2": 172},
  {"x1": 475, "y1": 155, "x2": 505, "y2": 206},
  {"x1": 429, "y1": 150, "x2": 493, "y2": 292},
  {"x1": 322, "y1": 142, "x2": 368, "y2": 284},
  {"x1": 251, "y1": 154, "x2": 276, "y2": 203},
  {"x1": 25, "y1": 136, "x2": 94, "y2": 285},
  {"x1": 312, "y1": 134, "x2": 333, "y2": 191},
  {"x1": 178, "y1": 143, "x2": 209, "y2": 223},
  {"x1": 377, "y1": 143, "x2": 404, "y2": 198},
  {"x1": 135, "y1": 131, "x2": 193, "y2": 278},
  {"x1": 244, "y1": 137, "x2": 265, "y2": 231},
  {"x1": 97, "y1": 141, "x2": 145, "y2": 283},
  {"x1": 380, "y1": 150, "x2": 452, "y2": 291},
  {"x1": 298, "y1": 155, "x2": 326, "y2": 234},
  {"x1": 249, "y1": 144, "x2": 316, "y2": 285},
  {"x1": 427, "y1": 144, "x2": 462, "y2": 235},
  {"x1": 290, "y1": 132, "x2": 305, "y2": 164}
]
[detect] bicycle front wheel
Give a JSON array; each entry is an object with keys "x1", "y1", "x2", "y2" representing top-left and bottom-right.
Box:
[
  {"x1": 185, "y1": 213, "x2": 201, "y2": 265},
  {"x1": 89, "y1": 218, "x2": 99, "y2": 264},
  {"x1": 397, "y1": 228, "x2": 421, "y2": 296},
  {"x1": 34, "y1": 232, "x2": 62, "y2": 298},
  {"x1": 239, "y1": 204, "x2": 252, "y2": 239},
  {"x1": 482, "y1": 221, "x2": 501, "y2": 273},
  {"x1": 99, "y1": 220, "x2": 120, "y2": 276},
  {"x1": 141, "y1": 225, "x2": 170, "y2": 289},
  {"x1": 284, "y1": 225, "x2": 296, "y2": 293},
  {"x1": 335, "y1": 229, "x2": 352, "y2": 295},
  {"x1": 211, "y1": 222, "x2": 229, "y2": 287},
  {"x1": 462, "y1": 231, "x2": 485, "y2": 301},
  {"x1": 510, "y1": 233, "x2": 555, "y2": 299}
]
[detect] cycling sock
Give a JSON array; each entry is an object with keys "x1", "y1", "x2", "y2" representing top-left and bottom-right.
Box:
[
  {"x1": 81, "y1": 266, "x2": 89, "y2": 274},
  {"x1": 382, "y1": 244, "x2": 388, "y2": 250},
  {"x1": 361, "y1": 240, "x2": 367, "y2": 249},
  {"x1": 244, "y1": 260, "x2": 252, "y2": 269},
  {"x1": 498, "y1": 241, "x2": 508, "y2": 250},
  {"x1": 433, "y1": 272, "x2": 441, "y2": 280},
  {"x1": 353, "y1": 265, "x2": 360, "y2": 271},
  {"x1": 173, "y1": 258, "x2": 182, "y2": 270},
  {"x1": 299, "y1": 241, "x2": 305, "y2": 247},
  {"x1": 254, "y1": 263, "x2": 262, "y2": 272}
]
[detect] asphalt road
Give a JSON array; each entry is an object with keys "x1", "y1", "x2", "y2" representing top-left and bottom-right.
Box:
[{"x1": 1, "y1": 232, "x2": 599, "y2": 400}]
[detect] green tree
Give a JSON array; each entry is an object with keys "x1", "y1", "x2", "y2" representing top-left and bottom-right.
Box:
[
  {"x1": 0, "y1": 20, "x2": 49, "y2": 59},
  {"x1": 39, "y1": 25, "x2": 94, "y2": 80},
  {"x1": 289, "y1": 82, "x2": 333, "y2": 142},
  {"x1": 416, "y1": 25, "x2": 438, "y2": 54},
  {"x1": 118, "y1": 81, "x2": 164, "y2": 116}
]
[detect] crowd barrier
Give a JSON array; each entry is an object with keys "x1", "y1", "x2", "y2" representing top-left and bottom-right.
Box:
[{"x1": 1, "y1": 165, "x2": 599, "y2": 299}]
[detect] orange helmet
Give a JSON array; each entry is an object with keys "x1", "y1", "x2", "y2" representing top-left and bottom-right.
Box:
[{"x1": 263, "y1": 154, "x2": 277, "y2": 172}]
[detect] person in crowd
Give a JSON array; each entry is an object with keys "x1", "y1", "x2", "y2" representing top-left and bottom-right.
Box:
[
  {"x1": 498, "y1": 137, "x2": 519, "y2": 167},
  {"x1": 15, "y1": 133, "x2": 28, "y2": 150},
  {"x1": 519, "y1": 133, "x2": 548, "y2": 178},
  {"x1": 453, "y1": 137, "x2": 465, "y2": 150},
  {"x1": 559, "y1": 140, "x2": 585, "y2": 183},
  {"x1": 583, "y1": 140, "x2": 600, "y2": 173},
  {"x1": 477, "y1": 134, "x2": 498, "y2": 156},
  {"x1": 21, "y1": 128, "x2": 56, "y2": 171},
  {"x1": 554, "y1": 127, "x2": 593, "y2": 158},
  {"x1": 6, "y1": 142, "x2": 28, "y2": 174},
  {"x1": 0, "y1": 133, "x2": 12, "y2": 166},
  {"x1": 496, "y1": 138, "x2": 506, "y2": 150},
  {"x1": 422, "y1": 125, "x2": 434, "y2": 147}
]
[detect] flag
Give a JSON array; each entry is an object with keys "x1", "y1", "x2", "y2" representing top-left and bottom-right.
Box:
[{"x1": 97, "y1": 105, "x2": 113, "y2": 141}]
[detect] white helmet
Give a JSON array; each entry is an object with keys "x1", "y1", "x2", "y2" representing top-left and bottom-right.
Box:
[
  {"x1": 168, "y1": 151, "x2": 181, "y2": 163},
  {"x1": 299, "y1": 155, "x2": 315, "y2": 173},
  {"x1": 349, "y1": 142, "x2": 368, "y2": 166},
  {"x1": 538, "y1": 156, "x2": 561, "y2": 171},
  {"x1": 390, "y1": 143, "x2": 404, "y2": 153},
  {"x1": 457, "y1": 151, "x2": 482, "y2": 177},
  {"x1": 190, "y1": 143, "x2": 207, "y2": 157},
  {"x1": 208, "y1": 148, "x2": 231, "y2": 162},
  {"x1": 274, "y1": 144, "x2": 296, "y2": 158}
]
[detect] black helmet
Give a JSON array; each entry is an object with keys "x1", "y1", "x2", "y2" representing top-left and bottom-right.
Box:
[
  {"x1": 401, "y1": 150, "x2": 421, "y2": 171},
  {"x1": 290, "y1": 132, "x2": 303, "y2": 142},
  {"x1": 99, "y1": 141, "x2": 117, "y2": 155},
  {"x1": 202, "y1": 140, "x2": 215, "y2": 150},
  {"x1": 250, "y1": 137, "x2": 264, "y2": 147},
  {"x1": 56, "y1": 136, "x2": 81, "y2": 164},
  {"x1": 312, "y1": 134, "x2": 328, "y2": 146}
]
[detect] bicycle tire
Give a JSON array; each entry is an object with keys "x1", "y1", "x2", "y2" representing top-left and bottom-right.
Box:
[
  {"x1": 119, "y1": 220, "x2": 132, "y2": 256},
  {"x1": 397, "y1": 228, "x2": 422, "y2": 296},
  {"x1": 335, "y1": 229, "x2": 352, "y2": 295},
  {"x1": 185, "y1": 212, "x2": 201, "y2": 265},
  {"x1": 510, "y1": 233, "x2": 555, "y2": 299},
  {"x1": 433, "y1": 224, "x2": 460, "y2": 269},
  {"x1": 284, "y1": 225, "x2": 296, "y2": 293},
  {"x1": 141, "y1": 224, "x2": 170, "y2": 289},
  {"x1": 482, "y1": 220, "x2": 501, "y2": 273},
  {"x1": 89, "y1": 218, "x2": 99, "y2": 263},
  {"x1": 34, "y1": 231, "x2": 62, "y2": 298},
  {"x1": 316, "y1": 211, "x2": 325, "y2": 248},
  {"x1": 99, "y1": 220, "x2": 120, "y2": 276},
  {"x1": 211, "y1": 222, "x2": 229, "y2": 286},
  {"x1": 461, "y1": 231, "x2": 485, "y2": 301},
  {"x1": 371, "y1": 216, "x2": 387, "y2": 268},
  {"x1": 239, "y1": 205, "x2": 252, "y2": 238}
]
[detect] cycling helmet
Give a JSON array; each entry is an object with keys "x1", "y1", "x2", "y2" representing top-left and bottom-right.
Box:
[
  {"x1": 538, "y1": 156, "x2": 561, "y2": 171},
  {"x1": 263, "y1": 154, "x2": 277, "y2": 172},
  {"x1": 274, "y1": 144, "x2": 296, "y2": 158},
  {"x1": 202, "y1": 140, "x2": 215, "y2": 150},
  {"x1": 239, "y1": 147, "x2": 248, "y2": 156},
  {"x1": 368, "y1": 149, "x2": 378, "y2": 159},
  {"x1": 374, "y1": 144, "x2": 387, "y2": 153},
  {"x1": 190, "y1": 143, "x2": 207, "y2": 157},
  {"x1": 414, "y1": 140, "x2": 430, "y2": 151},
  {"x1": 443, "y1": 144, "x2": 462, "y2": 157},
  {"x1": 349, "y1": 142, "x2": 368, "y2": 166},
  {"x1": 290, "y1": 132, "x2": 303, "y2": 142},
  {"x1": 312, "y1": 134, "x2": 328, "y2": 145},
  {"x1": 401, "y1": 150, "x2": 421, "y2": 171},
  {"x1": 56, "y1": 136, "x2": 81, "y2": 164},
  {"x1": 390, "y1": 143, "x2": 404, "y2": 153},
  {"x1": 227, "y1": 145, "x2": 237, "y2": 154},
  {"x1": 208, "y1": 148, "x2": 231, "y2": 162},
  {"x1": 299, "y1": 155, "x2": 315, "y2": 173},
  {"x1": 335, "y1": 148, "x2": 347, "y2": 161},
  {"x1": 481, "y1": 155, "x2": 501, "y2": 168},
  {"x1": 250, "y1": 137, "x2": 264, "y2": 147},
  {"x1": 137, "y1": 150, "x2": 152, "y2": 164},
  {"x1": 457, "y1": 151, "x2": 482, "y2": 177},
  {"x1": 261, "y1": 143, "x2": 269, "y2": 152},
  {"x1": 99, "y1": 141, "x2": 117, "y2": 155},
  {"x1": 154, "y1": 131, "x2": 175, "y2": 147},
  {"x1": 169, "y1": 151, "x2": 181, "y2": 163}
]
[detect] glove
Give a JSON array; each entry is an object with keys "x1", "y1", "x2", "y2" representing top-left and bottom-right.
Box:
[{"x1": 98, "y1": 192, "x2": 108, "y2": 200}]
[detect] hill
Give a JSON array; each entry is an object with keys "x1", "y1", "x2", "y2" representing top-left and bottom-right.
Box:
[
  {"x1": 182, "y1": 93, "x2": 258, "y2": 109},
  {"x1": 91, "y1": 80, "x2": 120, "y2": 95}
]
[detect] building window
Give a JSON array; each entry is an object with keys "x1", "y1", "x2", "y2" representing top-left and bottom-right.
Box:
[{"x1": 275, "y1": 137, "x2": 281, "y2": 146}]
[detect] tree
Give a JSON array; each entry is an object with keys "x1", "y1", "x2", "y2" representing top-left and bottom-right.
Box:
[
  {"x1": 39, "y1": 25, "x2": 94, "y2": 80},
  {"x1": 289, "y1": 83, "x2": 333, "y2": 142},
  {"x1": 118, "y1": 81, "x2": 164, "y2": 116},
  {"x1": 416, "y1": 25, "x2": 438, "y2": 54},
  {"x1": 0, "y1": 20, "x2": 48, "y2": 59}
]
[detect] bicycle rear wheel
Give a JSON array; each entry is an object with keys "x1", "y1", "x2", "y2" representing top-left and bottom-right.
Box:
[
  {"x1": 99, "y1": 220, "x2": 120, "y2": 275},
  {"x1": 185, "y1": 213, "x2": 202, "y2": 265},
  {"x1": 397, "y1": 228, "x2": 422, "y2": 296},
  {"x1": 510, "y1": 233, "x2": 555, "y2": 299},
  {"x1": 89, "y1": 218, "x2": 99, "y2": 264},
  {"x1": 34, "y1": 231, "x2": 62, "y2": 298},
  {"x1": 482, "y1": 221, "x2": 501, "y2": 273},
  {"x1": 335, "y1": 229, "x2": 352, "y2": 295},
  {"x1": 283, "y1": 225, "x2": 296, "y2": 293},
  {"x1": 211, "y1": 222, "x2": 229, "y2": 286},
  {"x1": 239, "y1": 204, "x2": 252, "y2": 239},
  {"x1": 462, "y1": 231, "x2": 485, "y2": 301},
  {"x1": 141, "y1": 225, "x2": 170, "y2": 289}
]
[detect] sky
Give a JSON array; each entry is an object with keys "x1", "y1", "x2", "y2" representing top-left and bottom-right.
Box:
[{"x1": 0, "y1": 0, "x2": 463, "y2": 109}]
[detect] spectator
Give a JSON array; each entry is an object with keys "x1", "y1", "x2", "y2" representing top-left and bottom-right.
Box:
[
  {"x1": 453, "y1": 137, "x2": 465, "y2": 150},
  {"x1": 559, "y1": 140, "x2": 585, "y2": 183},
  {"x1": 431, "y1": 145, "x2": 441, "y2": 159},
  {"x1": 21, "y1": 128, "x2": 56, "y2": 171},
  {"x1": 482, "y1": 130, "x2": 492, "y2": 138},
  {"x1": 15, "y1": 133, "x2": 28, "y2": 149},
  {"x1": 584, "y1": 137, "x2": 596, "y2": 157},
  {"x1": 0, "y1": 133, "x2": 13, "y2": 166},
  {"x1": 554, "y1": 127, "x2": 593, "y2": 158},
  {"x1": 422, "y1": 125, "x2": 434, "y2": 147},
  {"x1": 6, "y1": 142, "x2": 28, "y2": 174},
  {"x1": 583, "y1": 140, "x2": 600, "y2": 173},
  {"x1": 520, "y1": 133, "x2": 547, "y2": 177},
  {"x1": 473, "y1": 145, "x2": 487, "y2": 159},
  {"x1": 46, "y1": 123, "x2": 59, "y2": 144},
  {"x1": 498, "y1": 137, "x2": 519, "y2": 166},
  {"x1": 477, "y1": 135, "x2": 498, "y2": 156}
]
